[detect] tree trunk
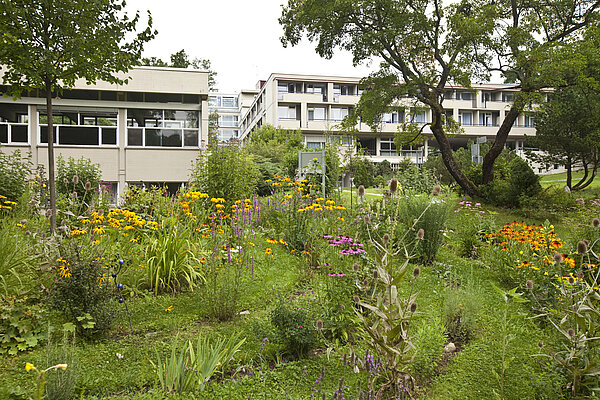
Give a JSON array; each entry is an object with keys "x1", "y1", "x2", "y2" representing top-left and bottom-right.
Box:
[
  {"x1": 429, "y1": 107, "x2": 480, "y2": 197},
  {"x1": 572, "y1": 159, "x2": 588, "y2": 190},
  {"x1": 481, "y1": 107, "x2": 520, "y2": 184},
  {"x1": 45, "y1": 78, "x2": 56, "y2": 233},
  {"x1": 566, "y1": 157, "x2": 572, "y2": 189}
]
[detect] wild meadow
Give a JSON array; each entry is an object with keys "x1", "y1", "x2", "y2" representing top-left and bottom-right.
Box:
[{"x1": 2, "y1": 142, "x2": 600, "y2": 400}]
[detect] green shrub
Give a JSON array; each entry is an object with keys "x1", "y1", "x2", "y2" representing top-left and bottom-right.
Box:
[
  {"x1": 0, "y1": 148, "x2": 32, "y2": 202},
  {"x1": 0, "y1": 293, "x2": 46, "y2": 355},
  {"x1": 349, "y1": 156, "x2": 375, "y2": 188},
  {"x1": 143, "y1": 228, "x2": 204, "y2": 295},
  {"x1": 395, "y1": 162, "x2": 436, "y2": 194},
  {"x1": 270, "y1": 298, "x2": 317, "y2": 359},
  {"x1": 191, "y1": 137, "x2": 259, "y2": 203},
  {"x1": 50, "y1": 242, "x2": 117, "y2": 338},
  {"x1": 56, "y1": 156, "x2": 101, "y2": 200},
  {"x1": 373, "y1": 175, "x2": 385, "y2": 188}
]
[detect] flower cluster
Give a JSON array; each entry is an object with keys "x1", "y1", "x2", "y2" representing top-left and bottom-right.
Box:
[
  {"x1": 485, "y1": 221, "x2": 563, "y2": 252},
  {"x1": 0, "y1": 195, "x2": 17, "y2": 210},
  {"x1": 322, "y1": 235, "x2": 366, "y2": 255}
]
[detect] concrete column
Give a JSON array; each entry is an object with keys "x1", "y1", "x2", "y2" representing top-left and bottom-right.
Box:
[
  {"x1": 300, "y1": 102, "x2": 307, "y2": 128},
  {"x1": 117, "y1": 108, "x2": 127, "y2": 200},
  {"x1": 28, "y1": 105, "x2": 38, "y2": 167},
  {"x1": 327, "y1": 82, "x2": 334, "y2": 103},
  {"x1": 423, "y1": 138, "x2": 429, "y2": 162},
  {"x1": 376, "y1": 137, "x2": 381, "y2": 156}
]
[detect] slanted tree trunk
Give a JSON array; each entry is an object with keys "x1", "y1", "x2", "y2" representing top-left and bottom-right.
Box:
[
  {"x1": 429, "y1": 105, "x2": 480, "y2": 197},
  {"x1": 45, "y1": 78, "x2": 56, "y2": 233},
  {"x1": 566, "y1": 156, "x2": 573, "y2": 189},
  {"x1": 572, "y1": 159, "x2": 589, "y2": 190},
  {"x1": 481, "y1": 107, "x2": 520, "y2": 184}
]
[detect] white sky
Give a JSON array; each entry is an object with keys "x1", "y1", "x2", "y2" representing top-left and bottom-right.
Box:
[{"x1": 124, "y1": 0, "x2": 377, "y2": 92}]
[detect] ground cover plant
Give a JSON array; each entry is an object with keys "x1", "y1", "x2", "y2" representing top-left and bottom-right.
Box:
[{"x1": 3, "y1": 167, "x2": 600, "y2": 400}]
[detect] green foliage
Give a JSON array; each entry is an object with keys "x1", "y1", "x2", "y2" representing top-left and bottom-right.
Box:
[
  {"x1": 143, "y1": 49, "x2": 217, "y2": 90},
  {"x1": 349, "y1": 156, "x2": 376, "y2": 188},
  {"x1": 45, "y1": 328, "x2": 78, "y2": 400},
  {"x1": 395, "y1": 162, "x2": 437, "y2": 194},
  {"x1": 0, "y1": 293, "x2": 45, "y2": 355},
  {"x1": 55, "y1": 156, "x2": 101, "y2": 199},
  {"x1": 0, "y1": 149, "x2": 32, "y2": 203},
  {"x1": 423, "y1": 148, "x2": 473, "y2": 185},
  {"x1": 191, "y1": 137, "x2": 259, "y2": 203},
  {"x1": 151, "y1": 334, "x2": 245, "y2": 394},
  {"x1": 50, "y1": 242, "x2": 117, "y2": 338},
  {"x1": 0, "y1": 220, "x2": 37, "y2": 296},
  {"x1": 143, "y1": 228, "x2": 204, "y2": 295},
  {"x1": 270, "y1": 298, "x2": 317, "y2": 359},
  {"x1": 411, "y1": 315, "x2": 446, "y2": 383},
  {"x1": 443, "y1": 288, "x2": 480, "y2": 346}
]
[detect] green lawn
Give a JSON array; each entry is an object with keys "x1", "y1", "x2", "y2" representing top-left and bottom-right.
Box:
[{"x1": 540, "y1": 169, "x2": 600, "y2": 190}]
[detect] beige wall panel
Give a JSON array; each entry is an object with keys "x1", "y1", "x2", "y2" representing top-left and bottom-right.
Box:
[
  {"x1": 125, "y1": 149, "x2": 198, "y2": 182},
  {"x1": 35, "y1": 147, "x2": 120, "y2": 181}
]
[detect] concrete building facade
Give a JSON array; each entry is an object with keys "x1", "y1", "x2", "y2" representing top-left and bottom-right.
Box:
[
  {"x1": 239, "y1": 73, "x2": 541, "y2": 170},
  {"x1": 0, "y1": 66, "x2": 209, "y2": 197}
]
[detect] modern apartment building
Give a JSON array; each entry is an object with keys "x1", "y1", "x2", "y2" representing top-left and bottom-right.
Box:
[
  {"x1": 0, "y1": 66, "x2": 210, "y2": 197},
  {"x1": 239, "y1": 73, "x2": 539, "y2": 169},
  {"x1": 208, "y1": 89, "x2": 259, "y2": 141}
]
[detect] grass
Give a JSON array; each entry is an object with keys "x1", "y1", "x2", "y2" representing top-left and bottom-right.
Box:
[{"x1": 540, "y1": 170, "x2": 600, "y2": 190}]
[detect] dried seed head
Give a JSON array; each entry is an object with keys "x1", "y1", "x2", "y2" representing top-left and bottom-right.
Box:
[
  {"x1": 84, "y1": 181, "x2": 92, "y2": 191},
  {"x1": 568, "y1": 276, "x2": 575, "y2": 285},
  {"x1": 63, "y1": 178, "x2": 69, "y2": 184},
  {"x1": 45, "y1": 209, "x2": 52, "y2": 218},
  {"x1": 72, "y1": 175, "x2": 79, "y2": 184},
  {"x1": 372, "y1": 269, "x2": 378, "y2": 279},
  {"x1": 413, "y1": 267, "x2": 421, "y2": 278},
  {"x1": 410, "y1": 302, "x2": 418, "y2": 313},
  {"x1": 526, "y1": 280, "x2": 534, "y2": 290},
  {"x1": 568, "y1": 328, "x2": 576, "y2": 337},
  {"x1": 416, "y1": 228, "x2": 425, "y2": 240},
  {"x1": 353, "y1": 295, "x2": 360, "y2": 304},
  {"x1": 538, "y1": 341, "x2": 544, "y2": 348},
  {"x1": 432, "y1": 185, "x2": 441, "y2": 196},
  {"x1": 316, "y1": 319, "x2": 323, "y2": 331},
  {"x1": 389, "y1": 178, "x2": 398, "y2": 193},
  {"x1": 577, "y1": 240, "x2": 588, "y2": 254},
  {"x1": 353, "y1": 263, "x2": 360, "y2": 272},
  {"x1": 383, "y1": 233, "x2": 390, "y2": 244},
  {"x1": 594, "y1": 217, "x2": 600, "y2": 228},
  {"x1": 357, "y1": 185, "x2": 365, "y2": 198},
  {"x1": 363, "y1": 214, "x2": 370, "y2": 225},
  {"x1": 554, "y1": 252, "x2": 563, "y2": 263},
  {"x1": 72, "y1": 191, "x2": 78, "y2": 199}
]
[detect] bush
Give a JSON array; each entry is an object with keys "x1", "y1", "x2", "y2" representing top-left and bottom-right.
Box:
[
  {"x1": 191, "y1": 137, "x2": 259, "y2": 203},
  {"x1": 350, "y1": 156, "x2": 375, "y2": 188},
  {"x1": 0, "y1": 148, "x2": 32, "y2": 202},
  {"x1": 56, "y1": 156, "x2": 101, "y2": 200},
  {"x1": 0, "y1": 293, "x2": 45, "y2": 355},
  {"x1": 270, "y1": 298, "x2": 317, "y2": 359},
  {"x1": 50, "y1": 242, "x2": 117, "y2": 338},
  {"x1": 396, "y1": 162, "x2": 437, "y2": 194}
]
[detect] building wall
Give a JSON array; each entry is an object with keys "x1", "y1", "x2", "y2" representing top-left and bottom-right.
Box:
[{"x1": 0, "y1": 67, "x2": 209, "y2": 198}]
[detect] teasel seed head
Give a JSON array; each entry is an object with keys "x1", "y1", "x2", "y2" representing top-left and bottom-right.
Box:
[
  {"x1": 363, "y1": 214, "x2": 370, "y2": 225},
  {"x1": 432, "y1": 185, "x2": 441, "y2": 196},
  {"x1": 554, "y1": 252, "x2": 563, "y2": 263},
  {"x1": 353, "y1": 263, "x2": 360, "y2": 272},
  {"x1": 410, "y1": 302, "x2": 418, "y2": 313},
  {"x1": 353, "y1": 295, "x2": 360, "y2": 304},
  {"x1": 383, "y1": 233, "x2": 390, "y2": 244},
  {"x1": 413, "y1": 267, "x2": 421, "y2": 278},
  {"x1": 84, "y1": 181, "x2": 91, "y2": 191},
  {"x1": 416, "y1": 228, "x2": 425, "y2": 240},
  {"x1": 72, "y1": 174, "x2": 79, "y2": 184},
  {"x1": 372, "y1": 269, "x2": 378, "y2": 279},
  {"x1": 593, "y1": 217, "x2": 600, "y2": 228},
  {"x1": 357, "y1": 185, "x2": 365, "y2": 198},
  {"x1": 526, "y1": 280, "x2": 534, "y2": 290},
  {"x1": 389, "y1": 178, "x2": 398, "y2": 193},
  {"x1": 577, "y1": 240, "x2": 588, "y2": 254},
  {"x1": 316, "y1": 319, "x2": 323, "y2": 331},
  {"x1": 568, "y1": 328, "x2": 576, "y2": 337}
]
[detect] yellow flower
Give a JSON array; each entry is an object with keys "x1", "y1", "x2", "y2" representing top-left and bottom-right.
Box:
[
  {"x1": 165, "y1": 305, "x2": 174, "y2": 312},
  {"x1": 25, "y1": 362, "x2": 34, "y2": 371},
  {"x1": 56, "y1": 364, "x2": 68, "y2": 370},
  {"x1": 265, "y1": 248, "x2": 273, "y2": 257},
  {"x1": 312, "y1": 157, "x2": 318, "y2": 162}
]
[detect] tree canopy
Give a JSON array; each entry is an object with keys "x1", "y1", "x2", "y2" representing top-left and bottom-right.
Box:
[
  {"x1": 280, "y1": 0, "x2": 600, "y2": 197},
  {"x1": 0, "y1": 0, "x2": 155, "y2": 231}
]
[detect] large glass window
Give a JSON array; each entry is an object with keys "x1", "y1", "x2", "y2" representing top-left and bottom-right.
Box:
[
  {"x1": 219, "y1": 115, "x2": 238, "y2": 127},
  {"x1": 459, "y1": 111, "x2": 473, "y2": 126},
  {"x1": 524, "y1": 114, "x2": 535, "y2": 127},
  {"x1": 221, "y1": 97, "x2": 238, "y2": 108},
  {"x1": 330, "y1": 107, "x2": 349, "y2": 121},
  {"x1": 0, "y1": 103, "x2": 28, "y2": 144},
  {"x1": 126, "y1": 109, "x2": 199, "y2": 147},
  {"x1": 380, "y1": 138, "x2": 398, "y2": 156},
  {"x1": 39, "y1": 107, "x2": 117, "y2": 146},
  {"x1": 308, "y1": 106, "x2": 326, "y2": 121},
  {"x1": 278, "y1": 105, "x2": 298, "y2": 120},
  {"x1": 479, "y1": 112, "x2": 493, "y2": 126},
  {"x1": 410, "y1": 110, "x2": 427, "y2": 124}
]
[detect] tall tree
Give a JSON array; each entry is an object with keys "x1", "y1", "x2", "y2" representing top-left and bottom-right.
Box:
[
  {"x1": 529, "y1": 87, "x2": 600, "y2": 190},
  {"x1": 0, "y1": 0, "x2": 155, "y2": 232},
  {"x1": 142, "y1": 49, "x2": 217, "y2": 90},
  {"x1": 280, "y1": 0, "x2": 600, "y2": 197}
]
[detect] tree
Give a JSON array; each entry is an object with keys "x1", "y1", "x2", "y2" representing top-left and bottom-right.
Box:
[
  {"x1": 529, "y1": 86, "x2": 600, "y2": 190},
  {"x1": 279, "y1": 0, "x2": 600, "y2": 198},
  {"x1": 0, "y1": 0, "x2": 155, "y2": 232},
  {"x1": 142, "y1": 49, "x2": 217, "y2": 90}
]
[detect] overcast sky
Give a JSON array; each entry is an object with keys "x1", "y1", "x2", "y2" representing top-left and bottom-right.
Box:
[{"x1": 124, "y1": 0, "x2": 377, "y2": 93}]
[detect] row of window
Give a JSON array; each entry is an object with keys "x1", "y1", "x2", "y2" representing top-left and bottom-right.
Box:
[
  {"x1": 0, "y1": 105, "x2": 201, "y2": 148},
  {"x1": 208, "y1": 95, "x2": 238, "y2": 108}
]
